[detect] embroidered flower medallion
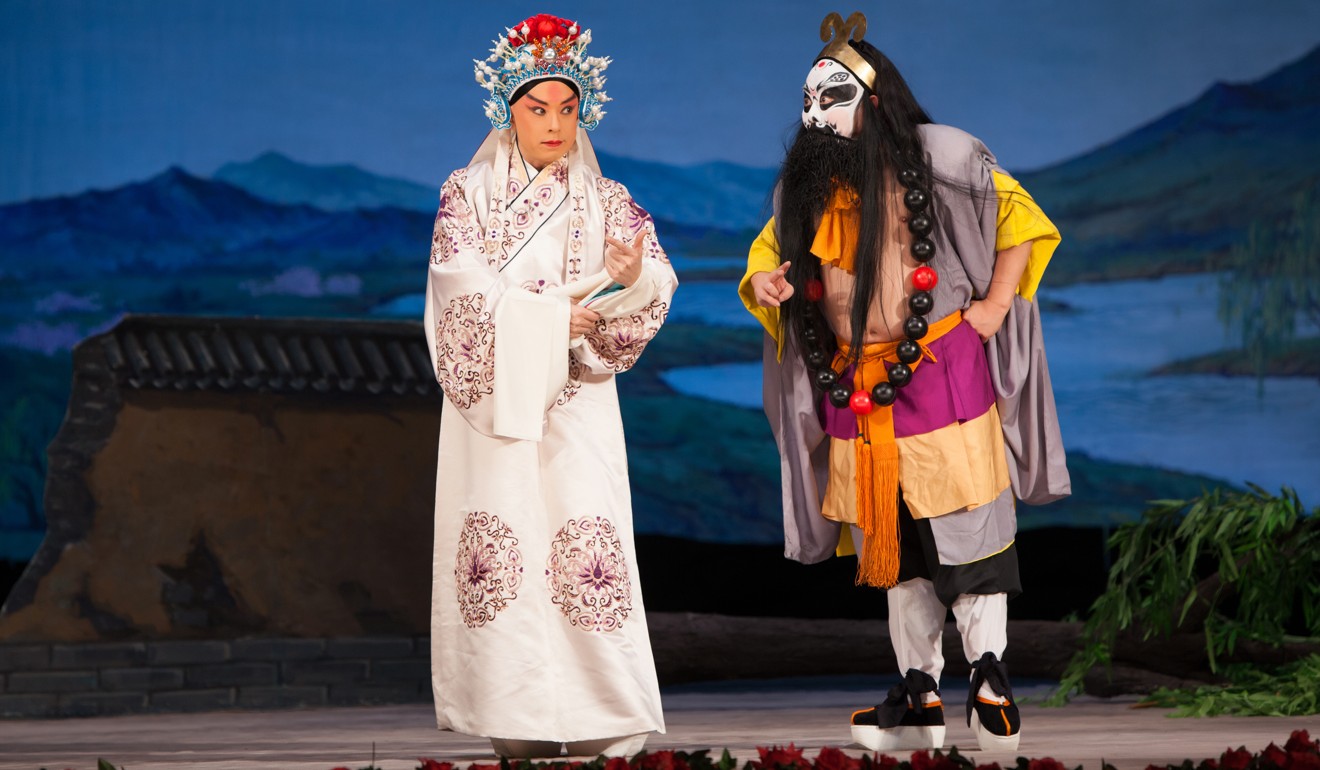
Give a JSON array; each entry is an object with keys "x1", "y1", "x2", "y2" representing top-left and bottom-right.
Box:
[
  {"x1": 546, "y1": 516, "x2": 632, "y2": 632},
  {"x1": 454, "y1": 511, "x2": 524, "y2": 628}
]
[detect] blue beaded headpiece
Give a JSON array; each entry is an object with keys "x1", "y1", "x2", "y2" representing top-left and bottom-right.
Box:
[{"x1": 473, "y1": 14, "x2": 611, "y2": 131}]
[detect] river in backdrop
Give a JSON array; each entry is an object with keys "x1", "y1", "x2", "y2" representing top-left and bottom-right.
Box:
[{"x1": 658, "y1": 272, "x2": 1320, "y2": 507}]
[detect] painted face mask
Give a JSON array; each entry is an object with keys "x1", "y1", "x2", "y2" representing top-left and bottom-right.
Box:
[{"x1": 802, "y1": 58, "x2": 864, "y2": 138}]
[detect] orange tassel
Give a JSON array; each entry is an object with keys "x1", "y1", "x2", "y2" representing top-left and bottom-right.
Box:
[
  {"x1": 873, "y1": 441, "x2": 901, "y2": 587},
  {"x1": 850, "y1": 443, "x2": 902, "y2": 586},
  {"x1": 856, "y1": 440, "x2": 901, "y2": 588},
  {"x1": 855, "y1": 437, "x2": 874, "y2": 530}
]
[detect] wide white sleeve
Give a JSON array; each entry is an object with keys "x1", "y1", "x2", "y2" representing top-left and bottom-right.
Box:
[{"x1": 424, "y1": 169, "x2": 570, "y2": 441}]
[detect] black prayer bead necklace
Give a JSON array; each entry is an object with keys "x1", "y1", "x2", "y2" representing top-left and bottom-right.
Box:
[{"x1": 802, "y1": 167, "x2": 940, "y2": 417}]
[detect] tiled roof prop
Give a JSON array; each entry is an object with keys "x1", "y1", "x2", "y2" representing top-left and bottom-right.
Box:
[{"x1": 98, "y1": 315, "x2": 439, "y2": 397}]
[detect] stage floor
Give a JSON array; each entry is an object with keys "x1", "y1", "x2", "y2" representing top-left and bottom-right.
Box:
[{"x1": 1, "y1": 678, "x2": 1314, "y2": 770}]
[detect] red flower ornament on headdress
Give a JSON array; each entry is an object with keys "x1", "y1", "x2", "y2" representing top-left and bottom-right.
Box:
[{"x1": 508, "y1": 14, "x2": 580, "y2": 46}]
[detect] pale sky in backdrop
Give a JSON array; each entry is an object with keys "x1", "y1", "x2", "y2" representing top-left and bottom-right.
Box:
[{"x1": 2, "y1": 0, "x2": 1318, "y2": 203}]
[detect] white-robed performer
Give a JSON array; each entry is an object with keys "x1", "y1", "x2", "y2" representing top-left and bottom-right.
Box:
[{"x1": 424, "y1": 13, "x2": 676, "y2": 760}]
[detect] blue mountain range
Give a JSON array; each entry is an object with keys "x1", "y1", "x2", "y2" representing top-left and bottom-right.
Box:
[
  {"x1": 1, "y1": 44, "x2": 1316, "y2": 286},
  {"x1": 1018, "y1": 44, "x2": 1320, "y2": 280},
  {"x1": 214, "y1": 152, "x2": 440, "y2": 214},
  {"x1": 215, "y1": 149, "x2": 778, "y2": 231},
  {"x1": 0, "y1": 168, "x2": 431, "y2": 282}
]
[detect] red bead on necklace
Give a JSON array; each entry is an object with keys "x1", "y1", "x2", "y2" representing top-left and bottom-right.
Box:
[{"x1": 912, "y1": 265, "x2": 938, "y2": 292}]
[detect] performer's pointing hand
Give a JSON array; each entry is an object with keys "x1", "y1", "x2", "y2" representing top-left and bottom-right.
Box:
[
  {"x1": 604, "y1": 230, "x2": 646, "y2": 287},
  {"x1": 750, "y1": 261, "x2": 794, "y2": 308}
]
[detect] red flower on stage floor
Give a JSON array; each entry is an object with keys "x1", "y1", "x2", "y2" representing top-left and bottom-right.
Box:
[
  {"x1": 753, "y1": 744, "x2": 811, "y2": 770},
  {"x1": 1287, "y1": 731, "x2": 1319, "y2": 754},
  {"x1": 909, "y1": 750, "x2": 959, "y2": 770},
  {"x1": 868, "y1": 754, "x2": 901, "y2": 770},
  {"x1": 816, "y1": 746, "x2": 862, "y2": 770},
  {"x1": 418, "y1": 761, "x2": 456, "y2": 770},
  {"x1": 1260, "y1": 743, "x2": 1290, "y2": 769},
  {"x1": 1220, "y1": 748, "x2": 1253, "y2": 770},
  {"x1": 636, "y1": 750, "x2": 689, "y2": 770}
]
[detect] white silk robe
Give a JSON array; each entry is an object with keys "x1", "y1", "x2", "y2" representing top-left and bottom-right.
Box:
[{"x1": 424, "y1": 129, "x2": 675, "y2": 742}]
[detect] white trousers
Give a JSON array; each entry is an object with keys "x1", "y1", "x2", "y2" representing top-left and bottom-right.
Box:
[
  {"x1": 848, "y1": 525, "x2": 1010, "y2": 699},
  {"x1": 888, "y1": 577, "x2": 1007, "y2": 698}
]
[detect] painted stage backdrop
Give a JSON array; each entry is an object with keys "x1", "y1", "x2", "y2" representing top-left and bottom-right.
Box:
[{"x1": 2, "y1": 1, "x2": 1318, "y2": 563}]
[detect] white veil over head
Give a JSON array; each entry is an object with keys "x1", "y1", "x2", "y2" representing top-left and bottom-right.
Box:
[{"x1": 467, "y1": 126, "x2": 601, "y2": 176}]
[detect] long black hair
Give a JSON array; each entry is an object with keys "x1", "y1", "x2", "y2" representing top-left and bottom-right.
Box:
[{"x1": 776, "y1": 40, "x2": 934, "y2": 365}]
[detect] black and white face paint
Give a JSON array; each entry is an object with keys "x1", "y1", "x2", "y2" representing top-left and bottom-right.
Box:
[{"x1": 802, "y1": 59, "x2": 864, "y2": 139}]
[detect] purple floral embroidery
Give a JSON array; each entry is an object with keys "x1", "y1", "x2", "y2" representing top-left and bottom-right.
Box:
[
  {"x1": 583, "y1": 298, "x2": 669, "y2": 373},
  {"x1": 532, "y1": 183, "x2": 556, "y2": 205},
  {"x1": 556, "y1": 354, "x2": 583, "y2": 406},
  {"x1": 454, "y1": 511, "x2": 524, "y2": 628},
  {"x1": 546, "y1": 517, "x2": 632, "y2": 632},
  {"x1": 487, "y1": 159, "x2": 568, "y2": 271},
  {"x1": 436, "y1": 293, "x2": 494, "y2": 409},
  {"x1": 597, "y1": 178, "x2": 670, "y2": 264},
  {"x1": 567, "y1": 174, "x2": 587, "y2": 278},
  {"x1": 431, "y1": 170, "x2": 478, "y2": 264}
]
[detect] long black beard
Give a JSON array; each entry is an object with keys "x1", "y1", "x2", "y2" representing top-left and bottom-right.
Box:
[
  {"x1": 779, "y1": 128, "x2": 867, "y2": 223},
  {"x1": 776, "y1": 125, "x2": 888, "y2": 365}
]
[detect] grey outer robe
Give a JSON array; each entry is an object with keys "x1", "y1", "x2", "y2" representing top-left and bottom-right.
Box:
[{"x1": 765, "y1": 124, "x2": 1072, "y2": 566}]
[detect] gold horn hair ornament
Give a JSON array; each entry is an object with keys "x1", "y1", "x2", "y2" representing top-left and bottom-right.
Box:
[{"x1": 817, "y1": 12, "x2": 877, "y2": 91}]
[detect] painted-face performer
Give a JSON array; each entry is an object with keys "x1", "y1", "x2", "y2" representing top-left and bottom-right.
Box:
[
  {"x1": 740, "y1": 12, "x2": 1071, "y2": 754},
  {"x1": 424, "y1": 14, "x2": 675, "y2": 760}
]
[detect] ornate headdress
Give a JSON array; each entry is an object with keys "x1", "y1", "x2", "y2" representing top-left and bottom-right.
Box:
[
  {"x1": 816, "y1": 12, "x2": 877, "y2": 91},
  {"x1": 473, "y1": 14, "x2": 612, "y2": 131}
]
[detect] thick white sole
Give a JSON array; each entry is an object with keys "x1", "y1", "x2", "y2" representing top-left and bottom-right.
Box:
[
  {"x1": 971, "y1": 710, "x2": 1020, "y2": 752},
  {"x1": 565, "y1": 733, "x2": 649, "y2": 758},
  {"x1": 851, "y1": 724, "x2": 946, "y2": 752}
]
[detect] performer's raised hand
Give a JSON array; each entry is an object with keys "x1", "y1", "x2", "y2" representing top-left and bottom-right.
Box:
[
  {"x1": 569, "y1": 301, "x2": 601, "y2": 337},
  {"x1": 604, "y1": 230, "x2": 646, "y2": 287},
  {"x1": 749, "y1": 261, "x2": 794, "y2": 308}
]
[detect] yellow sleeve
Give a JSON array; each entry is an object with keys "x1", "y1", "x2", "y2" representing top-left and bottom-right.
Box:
[
  {"x1": 739, "y1": 217, "x2": 785, "y2": 357},
  {"x1": 993, "y1": 170, "x2": 1061, "y2": 302}
]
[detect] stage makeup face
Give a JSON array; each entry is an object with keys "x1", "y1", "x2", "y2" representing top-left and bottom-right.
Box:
[
  {"x1": 510, "y1": 79, "x2": 580, "y2": 170},
  {"x1": 802, "y1": 59, "x2": 864, "y2": 139}
]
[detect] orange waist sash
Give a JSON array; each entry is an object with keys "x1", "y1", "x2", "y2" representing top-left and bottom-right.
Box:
[{"x1": 833, "y1": 310, "x2": 963, "y2": 588}]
